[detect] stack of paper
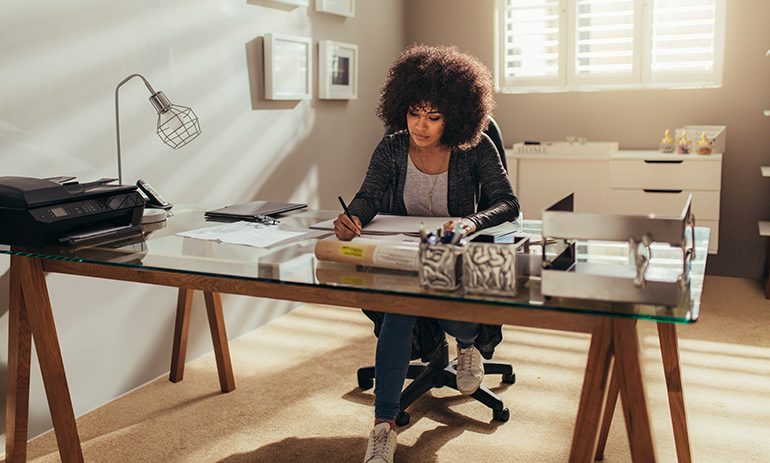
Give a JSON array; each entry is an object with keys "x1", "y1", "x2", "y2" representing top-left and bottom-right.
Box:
[{"x1": 177, "y1": 221, "x2": 326, "y2": 248}]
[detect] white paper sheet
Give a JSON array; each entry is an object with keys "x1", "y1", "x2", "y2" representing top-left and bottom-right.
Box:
[{"x1": 177, "y1": 221, "x2": 328, "y2": 249}]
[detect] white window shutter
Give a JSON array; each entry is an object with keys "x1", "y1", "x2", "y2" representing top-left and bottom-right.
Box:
[
  {"x1": 498, "y1": 0, "x2": 567, "y2": 89},
  {"x1": 568, "y1": 0, "x2": 642, "y2": 87},
  {"x1": 646, "y1": 0, "x2": 725, "y2": 86},
  {"x1": 497, "y1": 0, "x2": 725, "y2": 92}
]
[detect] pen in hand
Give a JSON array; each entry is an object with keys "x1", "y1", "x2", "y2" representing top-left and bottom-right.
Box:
[{"x1": 338, "y1": 196, "x2": 361, "y2": 235}]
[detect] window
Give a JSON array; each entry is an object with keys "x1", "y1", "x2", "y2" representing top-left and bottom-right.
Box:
[{"x1": 496, "y1": 0, "x2": 725, "y2": 92}]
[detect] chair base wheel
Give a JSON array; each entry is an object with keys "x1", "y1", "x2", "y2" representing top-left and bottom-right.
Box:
[
  {"x1": 493, "y1": 407, "x2": 510, "y2": 422},
  {"x1": 502, "y1": 372, "x2": 516, "y2": 384},
  {"x1": 395, "y1": 411, "x2": 410, "y2": 427},
  {"x1": 358, "y1": 377, "x2": 373, "y2": 390}
]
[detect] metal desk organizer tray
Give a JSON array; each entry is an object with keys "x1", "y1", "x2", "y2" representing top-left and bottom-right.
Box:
[
  {"x1": 419, "y1": 243, "x2": 462, "y2": 291},
  {"x1": 463, "y1": 236, "x2": 529, "y2": 296},
  {"x1": 540, "y1": 193, "x2": 696, "y2": 307}
]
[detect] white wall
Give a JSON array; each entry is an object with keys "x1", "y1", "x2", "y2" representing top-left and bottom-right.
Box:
[
  {"x1": 405, "y1": 0, "x2": 770, "y2": 280},
  {"x1": 0, "y1": 0, "x2": 405, "y2": 448}
]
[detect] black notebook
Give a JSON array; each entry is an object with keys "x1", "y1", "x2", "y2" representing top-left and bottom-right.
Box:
[{"x1": 204, "y1": 201, "x2": 307, "y2": 220}]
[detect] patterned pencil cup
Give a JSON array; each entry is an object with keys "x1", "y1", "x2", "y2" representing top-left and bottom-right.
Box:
[
  {"x1": 419, "y1": 243, "x2": 462, "y2": 291},
  {"x1": 462, "y1": 237, "x2": 529, "y2": 296}
]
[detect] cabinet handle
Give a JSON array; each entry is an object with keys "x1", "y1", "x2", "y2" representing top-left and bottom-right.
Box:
[
  {"x1": 644, "y1": 160, "x2": 683, "y2": 164},
  {"x1": 643, "y1": 189, "x2": 683, "y2": 194}
]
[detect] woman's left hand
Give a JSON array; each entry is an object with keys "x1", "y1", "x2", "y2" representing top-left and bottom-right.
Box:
[{"x1": 442, "y1": 218, "x2": 476, "y2": 235}]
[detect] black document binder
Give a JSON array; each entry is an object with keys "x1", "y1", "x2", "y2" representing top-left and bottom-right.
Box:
[{"x1": 204, "y1": 201, "x2": 307, "y2": 220}]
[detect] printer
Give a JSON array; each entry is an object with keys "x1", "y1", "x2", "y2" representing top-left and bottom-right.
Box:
[{"x1": 0, "y1": 176, "x2": 145, "y2": 247}]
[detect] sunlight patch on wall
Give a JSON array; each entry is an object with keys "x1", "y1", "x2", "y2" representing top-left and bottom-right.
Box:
[
  {"x1": 160, "y1": 100, "x2": 317, "y2": 205},
  {"x1": 291, "y1": 157, "x2": 319, "y2": 207}
]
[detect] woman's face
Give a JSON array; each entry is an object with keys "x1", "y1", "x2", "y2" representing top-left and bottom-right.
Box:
[{"x1": 406, "y1": 103, "x2": 445, "y2": 149}]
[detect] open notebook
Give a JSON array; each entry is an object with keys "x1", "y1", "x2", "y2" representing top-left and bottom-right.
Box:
[
  {"x1": 310, "y1": 214, "x2": 458, "y2": 236},
  {"x1": 205, "y1": 201, "x2": 307, "y2": 221},
  {"x1": 310, "y1": 213, "x2": 522, "y2": 239}
]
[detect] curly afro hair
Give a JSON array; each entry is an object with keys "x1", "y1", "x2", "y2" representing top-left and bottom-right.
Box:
[{"x1": 377, "y1": 44, "x2": 495, "y2": 149}]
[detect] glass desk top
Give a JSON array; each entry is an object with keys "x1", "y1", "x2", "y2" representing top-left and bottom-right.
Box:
[{"x1": 0, "y1": 204, "x2": 709, "y2": 324}]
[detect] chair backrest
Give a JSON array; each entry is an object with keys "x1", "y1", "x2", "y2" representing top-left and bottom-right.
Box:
[
  {"x1": 380, "y1": 115, "x2": 507, "y2": 213},
  {"x1": 484, "y1": 115, "x2": 507, "y2": 172},
  {"x1": 478, "y1": 115, "x2": 507, "y2": 210}
]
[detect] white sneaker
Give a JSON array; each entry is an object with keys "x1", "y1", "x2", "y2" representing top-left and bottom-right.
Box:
[
  {"x1": 364, "y1": 422, "x2": 397, "y2": 463},
  {"x1": 456, "y1": 344, "x2": 483, "y2": 395}
]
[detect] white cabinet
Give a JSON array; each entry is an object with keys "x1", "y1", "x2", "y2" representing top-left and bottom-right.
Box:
[
  {"x1": 512, "y1": 157, "x2": 609, "y2": 219},
  {"x1": 506, "y1": 150, "x2": 723, "y2": 254},
  {"x1": 609, "y1": 151, "x2": 722, "y2": 254}
]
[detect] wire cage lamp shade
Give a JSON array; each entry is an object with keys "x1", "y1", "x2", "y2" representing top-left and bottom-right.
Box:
[
  {"x1": 149, "y1": 90, "x2": 201, "y2": 149},
  {"x1": 115, "y1": 73, "x2": 201, "y2": 184}
]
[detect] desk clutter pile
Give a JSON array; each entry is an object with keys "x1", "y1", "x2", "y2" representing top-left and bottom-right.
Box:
[
  {"x1": 314, "y1": 193, "x2": 698, "y2": 308},
  {"x1": 417, "y1": 230, "x2": 530, "y2": 294},
  {"x1": 313, "y1": 222, "x2": 531, "y2": 297}
]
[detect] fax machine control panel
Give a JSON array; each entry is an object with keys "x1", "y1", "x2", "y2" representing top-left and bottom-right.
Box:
[{"x1": 32, "y1": 194, "x2": 143, "y2": 224}]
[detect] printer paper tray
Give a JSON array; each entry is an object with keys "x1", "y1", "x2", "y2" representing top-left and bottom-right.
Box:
[{"x1": 59, "y1": 224, "x2": 142, "y2": 246}]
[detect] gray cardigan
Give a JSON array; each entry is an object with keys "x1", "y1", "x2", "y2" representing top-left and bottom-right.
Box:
[
  {"x1": 349, "y1": 131, "x2": 520, "y2": 361},
  {"x1": 348, "y1": 131, "x2": 519, "y2": 228}
]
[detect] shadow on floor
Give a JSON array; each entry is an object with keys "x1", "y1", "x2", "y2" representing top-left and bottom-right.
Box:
[{"x1": 217, "y1": 424, "x2": 472, "y2": 463}]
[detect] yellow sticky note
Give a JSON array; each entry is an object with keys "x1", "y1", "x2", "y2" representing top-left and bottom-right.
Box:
[{"x1": 340, "y1": 246, "x2": 364, "y2": 258}]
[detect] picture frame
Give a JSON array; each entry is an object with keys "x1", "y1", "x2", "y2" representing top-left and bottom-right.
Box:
[
  {"x1": 315, "y1": 0, "x2": 354, "y2": 17},
  {"x1": 318, "y1": 40, "x2": 358, "y2": 100},
  {"x1": 264, "y1": 33, "x2": 313, "y2": 100}
]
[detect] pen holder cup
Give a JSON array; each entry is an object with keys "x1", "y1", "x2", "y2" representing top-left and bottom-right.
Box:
[
  {"x1": 419, "y1": 243, "x2": 463, "y2": 291},
  {"x1": 462, "y1": 236, "x2": 529, "y2": 296}
]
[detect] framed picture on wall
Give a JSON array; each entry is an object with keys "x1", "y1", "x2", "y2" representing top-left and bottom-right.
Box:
[
  {"x1": 319, "y1": 40, "x2": 358, "y2": 100},
  {"x1": 315, "y1": 0, "x2": 354, "y2": 17},
  {"x1": 264, "y1": 33, "x2": 313, "y2": 100}
]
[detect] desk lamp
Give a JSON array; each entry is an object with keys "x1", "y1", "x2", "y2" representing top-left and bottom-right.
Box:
[{"x1": 114, "y1": 73, "x2": 201, "y2": 185}]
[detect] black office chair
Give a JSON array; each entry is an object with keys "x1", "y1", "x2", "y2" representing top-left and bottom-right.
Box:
[{"x1": 356, "y1": 115, "x2": 516, "y2": 426}]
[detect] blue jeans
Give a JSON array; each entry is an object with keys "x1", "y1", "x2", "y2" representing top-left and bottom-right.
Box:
[{"x1": 373, "y1": 312, "x2": 480, "y2": 421}]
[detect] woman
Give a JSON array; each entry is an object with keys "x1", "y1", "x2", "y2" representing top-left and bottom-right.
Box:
[{"x1": 333, "y1": 44, "x2": 519, "y2": 463}]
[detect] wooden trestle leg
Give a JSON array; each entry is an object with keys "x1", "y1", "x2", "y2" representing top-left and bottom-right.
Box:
[
  {"x1": 7, "y1": 256, "x2": 84, "y2": 463},
  {"x1": 169, "y1": 289, "x2": 235, "y2": 392},
  {"x1": 593, "y1": 321, "x2": 692, "y2": 463},
  {"x1": 570, "y1": 317, "x2": 656, "y2": 463}
]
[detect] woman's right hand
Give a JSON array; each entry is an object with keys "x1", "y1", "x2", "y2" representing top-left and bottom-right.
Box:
[{"x1": 333, "y1": 213, "x2": 362, "y2": 240}]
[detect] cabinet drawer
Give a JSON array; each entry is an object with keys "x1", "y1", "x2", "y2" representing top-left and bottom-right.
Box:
[
  {"x1": 608, "y1": 189, "x2": 720, "y2": 220},
  {"x1": 610, "y1": 158, "x2": 721, "y2": 190}
]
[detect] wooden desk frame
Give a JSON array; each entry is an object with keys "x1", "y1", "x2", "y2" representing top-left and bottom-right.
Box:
[{"x1": 6, "y1": 254, "x2": 692, "y2": 463}]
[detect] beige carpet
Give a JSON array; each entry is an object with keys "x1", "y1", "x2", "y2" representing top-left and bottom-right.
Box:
[{"x1": 22, "y1": 276, "x2": 770, "y2": 462}]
